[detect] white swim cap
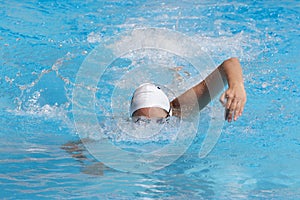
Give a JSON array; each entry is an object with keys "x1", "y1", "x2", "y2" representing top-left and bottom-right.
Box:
[{"x1": 130, "y1": 83, "x2": 170, "y2": 116}]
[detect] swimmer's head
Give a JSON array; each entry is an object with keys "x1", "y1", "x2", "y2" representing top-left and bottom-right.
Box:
[{"x1": 130, "y1": 83, "x2": 171, "y2": 118}]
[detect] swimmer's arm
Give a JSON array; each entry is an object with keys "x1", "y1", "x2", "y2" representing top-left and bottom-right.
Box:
[{"x1": 171, "y1": 57, "x2": 246, "y2": 121}]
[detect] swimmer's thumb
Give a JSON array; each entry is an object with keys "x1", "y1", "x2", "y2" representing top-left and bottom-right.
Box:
[{"x1": 219, "y1": 92, "x2": 226, "y2": 107}]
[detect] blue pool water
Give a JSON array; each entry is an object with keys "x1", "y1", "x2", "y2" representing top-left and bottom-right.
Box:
[{"x1": 1, "y1": 0, "x2": 300, "y2": 199}]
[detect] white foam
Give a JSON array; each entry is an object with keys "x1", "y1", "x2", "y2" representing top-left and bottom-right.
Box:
[{"x1": 87, "y1": 32, "x2": 102, "y2": 43}]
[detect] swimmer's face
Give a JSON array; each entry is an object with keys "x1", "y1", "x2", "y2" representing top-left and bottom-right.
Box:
[{"x1": 132, "y1": 107, "x2": 168, "y2": 118}]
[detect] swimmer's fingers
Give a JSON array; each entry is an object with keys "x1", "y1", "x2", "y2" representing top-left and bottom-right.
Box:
[
  {"x1": 227, "y1": 109, "x2": 233, "y2": 122},
  {"x1": 229, "y1": 98, "x2": 246, "y2": 122},
  {"x1": 228, "y1": 97, "x2": 247, "y2": 122},
  {"x1": 221, "y1": 90, "x2": 235, "y2": 122},
  {"x1": 233, "y1": 99, "x2": 243, "y2": 121},
  {"x1": 234, "y1": 101, "x2": 241, "y2": 121},
  {"x1": 227, "y1": 97, "x2": 239, "y2": 122},
  {"x1": 225, "y1": 91, "x2": 234, "y2": 110},
  {"x1": 236, "y1": 98, "x2": 246, "y2": 118}
]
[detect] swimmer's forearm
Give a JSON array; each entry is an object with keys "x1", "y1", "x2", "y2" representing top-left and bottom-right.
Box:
[
  {"x1": 171, "y1": 61, "x2": 224, "y2": 114},
  {"x1": 185, "y1": 58, "x2": 244, "y2": 103},
  {"x1": 219, "y1": 57, "x2": 244, "y2": 88}
]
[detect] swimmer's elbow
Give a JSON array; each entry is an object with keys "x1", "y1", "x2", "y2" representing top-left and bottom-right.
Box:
[
  {"x1": 224, "y1": 57, "x2": 240, "y2": 65},
  {"x1": 220, "y1": 57, "x2": 242, "y2": 72}
]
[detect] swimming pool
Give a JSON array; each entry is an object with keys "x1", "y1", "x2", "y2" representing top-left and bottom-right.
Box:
[{"x1": 1, "y1": 0, "x2": 300, "y2": 199}]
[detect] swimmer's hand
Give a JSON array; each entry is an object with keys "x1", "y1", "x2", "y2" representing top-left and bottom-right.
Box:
[{"x1": 220, "y1": 83, "x2": 246, "y2": 122}]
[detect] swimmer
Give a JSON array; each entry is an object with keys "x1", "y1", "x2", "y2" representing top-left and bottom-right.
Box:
[{"x1": 130, "y1": 57, "x2": 246, "y2": 122}]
